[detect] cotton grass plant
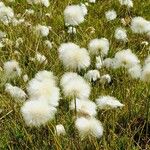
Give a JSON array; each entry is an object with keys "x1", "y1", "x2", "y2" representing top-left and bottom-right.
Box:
[{"x1": 0, "y1": 0, "x2": 150, "y2": 149}]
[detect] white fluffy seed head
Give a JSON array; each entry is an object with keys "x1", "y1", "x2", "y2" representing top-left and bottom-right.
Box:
[
  {"x1": 55, "y1": 124, "x2": 66, "y2": 136},
  {"x1": 114, "y1": 49, "x2": 140, "y2": 69},
  {"x1": 75, "y1": 117, "x2": 103, "y2": 139},
  {"x1": 96, "y1": 96, "x2": 124, "y2": 109},
  {"x1": 128, "y1": 64, "x2": 142, "y2": 79},
  {"x1": 27, "y1": 0, "x2": 50, "y2": 7},
  {"x1": 84, "y1": 70, "x2": 100, "y2": 82},
  {"x1": 115, "y1": 27, "x2": 128, "y2": 41},
  {"x1": 141, "y1": 63, "x2": 150, "y2": 83},
  {"x1": 100, "y1": 74, "x2": 111, "y2": 84},
  {"x1": 27, "y1": 70, "x2": 60, "y2": 107},
  {"x1": 64, "y1": 4, "x2": 87, "y2": 26},
  {"x1": 70, "y1": 98, "x2": 97, "y2": 117},
  {"x1": 119, "y1": 0, "x2": 133, "y2": 7},
  {"x1": 0, "y1": 4, "x2": 14, "y2": 25},
  {"x1": 3, "y1": 60, "x2": 22, "y2": 79},
  {"x1": 21, "y1": 100, "x2": 56, "y2": 127},
  {"x1": 34, "y1": 24, "x2": 49, "y2": 37},
  {"x1": 58, "y1": 43, "x2": 90, "y2": 71},
  {"x1": 60, "y1": 72, "x2": 91, "y2": 99},
  {"x1": 88, "y1": 0, "x2": 96, "y2": 3},
  {"x1": 105, "y1": 10, "x2": 117, "y2": 21},
  {"x1": 44, "y1": 40, "x2": 52, "y2": 49},
  {"x1": 131, "y1": 17, "x2": 150, "y2": 34},
  {"x1": 35, "y1": 52, "x2": 47, "y2": 64},
  {"x1": 88, "y1": 38, "x2": 109, "y2": 56},
  {"x1": 5, "y1": 83, "x2": 27, "y2": 101}
]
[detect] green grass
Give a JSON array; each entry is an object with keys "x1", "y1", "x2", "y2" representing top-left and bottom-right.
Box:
[{"x1": 0, "y1": 0, "x2": 150, "y2": 149}]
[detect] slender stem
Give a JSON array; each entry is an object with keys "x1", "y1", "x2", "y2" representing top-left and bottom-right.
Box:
[
  {"x1": 146, "y1": 94, "x2": 150, "y2": 139},
  {"x1": 74, "y1": 97, "x2": 77, "y2": 117}
]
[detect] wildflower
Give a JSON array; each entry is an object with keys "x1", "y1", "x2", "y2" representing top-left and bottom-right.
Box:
[
  {"x1": 75, "y1": 117, "x2": 103, "y2": 139},
  {"x1": 34, "y1": 24, "x2": 49, "y2": 37},
  {"x1": 88, "y1": 38, "x2": 109, "y2": 56},
  {"x1": 27, "y1": 0, "x2": 50, "y2": 7},
  {"x1": 67, "y1": 27, "x2": 76, "y2": 34},
  {"x1": 15, "y1": 37, "x2": 23, "y2": 48},
  {"x1": 105, "y1": 10, "x2": 117, "y2": 21},
  {"x1": 60, "y1": 72, "x2": 91, "y2": 99},
  {"x1": 44, "y1": 40, "x2": 52, "y2": 49},
  {"x1": 128, "y1": 64, "x2": 142, "y2": 79},
  {"x1": 55, "y1": 124, "x2": 66, "y2": 136},
  {"x1": 35, "y1": 52, "x2": 47, "y2": 64},
  {"x1": 119, "y1": 0, "x2": 133, "y2": 8},
  {"x1": 95, "y1": 56, "x2": 103, "y2": 69},
  {"x1": 141, "y1": 63, "x2": 150, "y2": 83},
  {"x1": 64, "y1": 4, "x2": 87, "y2": 26},
  {"x1": 5, "y1": 83, "x2": 27, "y2": 101},
  {"x1": 0, "y1": 3, "x2": 14, "y2": 25},
  {"x1": 70, "y1": 98, "x2": 97, "y2": 117},
  {"x1": 3, "y1": 60, "x2": 22, "y2": 79},
  {"x1": 27, "y1": 70, "x2": 60, "y2": 107},
  {"x1": 100, "y1": 74, "x2": 111, "y2": 84},
  {"x1": 21, "y1": 100, "x2": 56, "y2": 127},
  {"x1": 115, "y1": 27, "x2": 128, "y2": 42},
  {"x1": 131, "y1": 17, "x2": 150, "y2": 34},
  {"x1": 96, "y1": 96, "x2": 124, "y2": 109},
  {"x1": 25, "y1": 9, "x2": 34, "y2": 15},
  {"x1": 88, "y1": 0, "x2": 96, "y2": 3},
  {"x1": 84, "y1": 70, "x2": 100, "y2": 82},
  {"x1": 23, "y1": 74, "x2": 29, "y2": 82},
  {"x1": 58, "y1": 43, "x2": 90, "y2": 71},
  {"x1": 114, "y1": 49, "x2": 140, "y2": 69}
]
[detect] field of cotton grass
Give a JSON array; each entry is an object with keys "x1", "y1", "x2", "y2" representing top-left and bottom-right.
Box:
[{"x1": 0, "y1": 0, "x2": 150, "y2": 149}]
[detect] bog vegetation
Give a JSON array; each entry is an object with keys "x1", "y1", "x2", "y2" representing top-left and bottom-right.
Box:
[{"x1": 0, "y1": 0, "x2": 150, "y2": 149}]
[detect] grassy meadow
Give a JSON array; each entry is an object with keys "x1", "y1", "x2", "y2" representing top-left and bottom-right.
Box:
[{"x1": 0, "y1": 0, "x2": 150, "y2": 149}]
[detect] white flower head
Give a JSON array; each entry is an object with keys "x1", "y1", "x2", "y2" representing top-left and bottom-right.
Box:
[
  {"x1": 70, "y1": 98, "x2": 97, "y2": 117},
  {"x1": 75, "y1": 117, "x2": 103, "y2": 139},
  {"x1": 84, "y1": 70, "x2": 100, "y2": 82},
  {"x1": 128, "y1": 64, "x2": 142, "y2": 79},
  {"x1": 100, "y1": 74, "x2": 111, "y2": 84},
  {"x1": 34, "y1": 24, "x2": 49, "y2": 37},
  {"x1": 27, "y1": 0, "x2": 50, "y2": 7},
  {"x1": 88, "y1": 38, "x2": 109, "y2": 56},
  {"x1": 5, "y1": 83, "x2": 27, "y2": 101},
  {"x1": 105, "y1": 10, "x2": 117, "y2": 21},
  {"x1": 44, "y1": 40, "x2": 52, "y2": 49},
  {"x1": 27, "y1": 70, "x2": 60, "y2": 107},
  {"x1": 64, "y1": 4, "x2": 87, "y2": 26},
  {"x1": 15, "y1": 37, "x2": 23, "y2": 48},
  {"x1": 114, "y1": 49, "x2": 140, "y2": 69},
  {"x1": 55, "y1": 124, "x2": 66, "y2": 136},
  {"x1": 60, "y1": 72, "x2": 91, "y2": 99},
  {"x1": 96, "y1": 96, "x2": 124, "y2": 109},
  {"x1": 115, "y1": 27, "x2": 128, "y2": 42},
  {"x1": 119, "y1": 0, "x2": 133, "y2": 7},
  {"x1": 0, "y1": 4, "x2": 14, "y2": 25},
  {"x1": 3, "y1": 60, "x2": 22, "y2": 79},
  {"x1": 131, "y1": 17, "x2": 150, "y2": 34},
  {"x1": 58, "y1": 43, "x2": 90, "y2": 71},
  {"x1": 88, "y1": 0, "x2": 96, "y2": 3},
  {"x1": 23, "y1": 74, "x2": 29, "y2": 82},
  {"x1": 21, "y1": 100, "x2": 56, "y2": 127},
  {"x1": 103, "y1": 58, "x2": 115, "y2": 68},
  {"x1": 35, "y1": 52, "x2": 47, "y2": 64},
  {"x1": 141, "y1": 63, "x2": 150, "y2": 83},
  {"x1": 67, "y1": 27, "x2": 76, "y2": 34},
  {"x1": 25, "y1": 9, "x2": 35, "y2": 15}
]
